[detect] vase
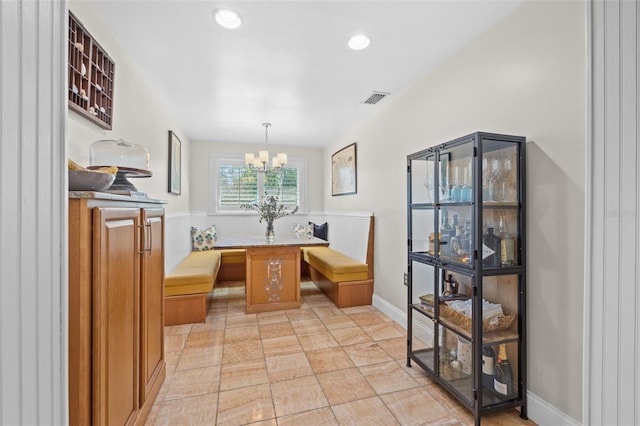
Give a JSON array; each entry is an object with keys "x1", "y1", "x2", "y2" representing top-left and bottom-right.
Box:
[{"x1": 265, "y1": 220, "x2": 275, "y2": 241}]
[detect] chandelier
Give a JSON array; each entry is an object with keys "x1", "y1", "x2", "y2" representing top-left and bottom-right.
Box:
[{"x1": 245, "y1": 123, "x2": 287, "y2": 173}]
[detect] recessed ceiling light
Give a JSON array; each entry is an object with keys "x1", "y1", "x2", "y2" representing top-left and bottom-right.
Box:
[
  {"x1": 348, "y1": 34, "x2": 371, "y2": 50},
  {"x1": 214, "y1": 8, "x2": 242, "y2": 30}
]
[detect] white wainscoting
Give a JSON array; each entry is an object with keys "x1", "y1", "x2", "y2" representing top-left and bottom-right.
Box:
[
  {"x1": 165, "y1": 212, "x2": 192, "y2": 273},
  {"x1": 585, "y1": 1, "x2": 640, "y2": 424},
  {"x1": 0, "y1": 1, "x2": 66, "y2": 423}
]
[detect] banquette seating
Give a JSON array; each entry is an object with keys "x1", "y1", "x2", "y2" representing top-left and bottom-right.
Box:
[{"x1": 164, "y1": 214, "x2": 374, "y2": 324}]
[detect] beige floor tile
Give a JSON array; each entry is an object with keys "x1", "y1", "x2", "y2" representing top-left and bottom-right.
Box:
[
  {"x1": 348, "y1": 311, "x2": 392, "y2": 327},
  {"x1": 329, "y1": 326, "x2": 374, "y2": 346},
  {"x1": 265, "y1": 352, "x2": 313, "y2": 382},
  {"x1": 225, "y1": 313, "x2": 258, "y2": 328},
  {"x1": 224, "y1": 324, "x2": 261, "y2": 343},
  {"x1": 185, "y1": 329, "x2": 224, "y2": 348},
  {"x1": 262, "y1": 335, "x2": 303, "y2": 357},
  {"x1": 286, "y1": 308, "x2": 319, "y2": 322},
  {"x1": 163, "y1": 350, "x2": 182, "y2": 374},
  {"x1": 306, "y1": 346, "x2": 355, "y2": 374},
  {"x1": 164, "y1": 365, "x2": 221, "y2": 400},
  {"x1": 222, "y1": 338, "x2": 264, "y2": 364},
  {"x1": 311, "y1": 305, "x2": 343, "y2": 318},
  {"x1": 277, "y1": 406, "x2": 338, "y2": 426},
  {"x1": 153, "y1": 393, "x2": 218, "y2": 425},
  {"x1": 164, "y1": 334, "x2": 187, "y2": 352},
  {"x1": 343, "y1": 341, "x2": 393, "y2": 366},
  {"x1": 219, "y1": 358, "x2": 269, "y2": 391},
  {"x1": 190, "y1": 318, "x2": 226, "y2": 333},
  {"x1": 377, "y1": 337, "x2": 408, "y2": 360},
  {"x1": 216, "y1": 383, "x2": 275, "y2": 425},
  {"x1": 163, "y1": 324, "x2": 192, "y2": 336},
  {"x1": 362, "y1": 322, "x2": 405, "y2": 341},
  {"x1": 249, "y1": 419, "x2": 278, "y2": 426},
  {"x1": 291, "y1": 318, "x2": 326, "y2": 335},
  {"x1": 303, "y1": 294, "x2": 336, "y2": 307},
  {"x1": 176, "y1": 345, "x2": 223, "y2": 371},
  {"x1": 259, "y1": 321, "x2": 295, "y2": 339},
  {"x1": 297, "y1": 330, "x2": 339, "y2": 351},
  {"x1": 400, "y1": 360, "x2": 437, "y2": 386},
  {"x1": 270, "y1": 375, "x2": 329, "y2": 417},
  {"x1": 359, "y1": 360, "x2": 419, "y2": 395},
  {"x1": 341, "y1": 305, "x2": 377, "y2": 315},
  {"x1": 257, "y1": 310, "x2": 289, "y2": 325},
  {"x1": 227, "y1": 303, "x2": 247, "y2": 317},
  {"x1": 317, "y1": 367, "x2": 376, "y2": 405},
  {"x1": 331, "y1": 396, "x2": 400, "y2": 425},
  {"x1": 151, "y1": 282, "x2": 533, "y2": 426},
  {"x1": 320, "y1": 313, "x2": 358, "y2": 330},
  {"x1": 380, "y1": 387, "x2": 455, "y2": 425}
]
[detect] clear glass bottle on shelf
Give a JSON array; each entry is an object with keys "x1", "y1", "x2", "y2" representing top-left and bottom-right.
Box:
[
  {"x1": 497, "y1": 216, "x2": 515, "y2": 266},
  {"x1": 440, "y1": 211, "x2": 453, "y2": 255}
]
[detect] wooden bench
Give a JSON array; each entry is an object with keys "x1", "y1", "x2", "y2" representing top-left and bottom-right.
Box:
[
  {"x1": 164, "y1": 250, "x2": 220, "y2": 326},
  {"x1": 216, "y1": 249, "x2": 246, "y2": 281},
  {"x1": 303, "y1": 216, "x2": 374, "y2": 308}
]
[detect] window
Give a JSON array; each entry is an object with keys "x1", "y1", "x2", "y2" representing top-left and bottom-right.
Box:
[{"x1": 210, "y1": 154, "x2": 307, "y2": 213}]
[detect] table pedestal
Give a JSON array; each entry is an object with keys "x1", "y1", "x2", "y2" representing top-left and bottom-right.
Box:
[{"x1": 245, "y1": 246, "x2": 301, "y2": 313}]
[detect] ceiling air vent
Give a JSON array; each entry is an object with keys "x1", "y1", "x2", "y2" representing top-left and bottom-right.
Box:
[{"x1": 362, "y1": 91, "x2": 390, "y2": 105}]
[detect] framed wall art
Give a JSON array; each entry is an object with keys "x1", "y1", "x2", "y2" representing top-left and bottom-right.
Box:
[
  {"x1": 331, "y1": 142, "x2": 357, "y2": 196},
  {"x1": 168, "y1": 130, "x2": 181, "y2": 195}
]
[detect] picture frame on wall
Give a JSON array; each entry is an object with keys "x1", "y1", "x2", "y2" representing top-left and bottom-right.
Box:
[
  {"x1": 331, "y1": 142, "x2": 357, "y2": 196},
  {"x1": 168, "y1": 130, "x2": 181, "y2": 195}
]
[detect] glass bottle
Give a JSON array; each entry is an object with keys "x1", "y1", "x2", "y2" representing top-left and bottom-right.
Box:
[
  {"x1": 493, "y1": 344, "x2": 514, "y2": 397},
  {"x1": 498, "y1": 216, "x2": 515, "y2": 266},
  {"x1": 482, "y1": 227, "x2": 501, "y2": 267},
  {"x1": 451, "y1": 166, "x2": 463, "y2": 202},
  {"x1": 482, "y1": 345, "x2": 495, "y2": 389},
  {"x1": 450, "y1": 225, "x2": 465, "y2": 261},
  {"x1": 440, "y1": 210, "x2": 453, "y2": 255}
]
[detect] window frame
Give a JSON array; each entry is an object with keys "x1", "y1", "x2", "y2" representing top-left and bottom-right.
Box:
[{"x1": 209, "y1": 153, "x2": 308, "y2": 215}]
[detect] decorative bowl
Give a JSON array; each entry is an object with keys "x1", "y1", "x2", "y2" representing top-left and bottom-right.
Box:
[{"x1": 68, "y1": 169, "x2": 116, "y2": 192}]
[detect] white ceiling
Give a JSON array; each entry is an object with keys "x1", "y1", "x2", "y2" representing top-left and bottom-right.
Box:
[{"x1": 90, "y1": 0, "x2": 523, "y2": 147}]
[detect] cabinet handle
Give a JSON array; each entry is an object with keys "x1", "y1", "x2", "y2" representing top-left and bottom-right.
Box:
[
  {"x1": 146, "y1": 222, "x2": 152, "y2": 253},
  {"x1": 137, "y1": 224, "x2": 146, "y2": 254}
]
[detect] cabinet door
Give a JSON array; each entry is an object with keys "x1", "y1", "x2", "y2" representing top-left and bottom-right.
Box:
[
  {"x1": 93, "y1": 208, "x2": 141, "y2": 426},
  {"x1": 140, "y1": 208, "x2": 165, "y2": 404}
]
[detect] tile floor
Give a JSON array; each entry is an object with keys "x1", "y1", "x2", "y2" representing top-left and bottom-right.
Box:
[{"x1": 146, "y1": 280, "x2": 535, "y2": 425}]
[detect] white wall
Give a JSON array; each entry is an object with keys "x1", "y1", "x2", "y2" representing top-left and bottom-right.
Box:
[
  {"x1": 67, "y1": 1, "x2": 190, "y2": 214},
  {"x1": 324, "y1": 1, "x2": 585, "y2": 422}
]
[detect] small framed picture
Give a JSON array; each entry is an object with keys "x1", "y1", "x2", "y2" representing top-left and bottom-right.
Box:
[
  {"x1": 168, "y1": 130, "x2": 181, "y2": 195},
  {"x1": 331, "y1": 142, "x2": 357, "y2": 196}
]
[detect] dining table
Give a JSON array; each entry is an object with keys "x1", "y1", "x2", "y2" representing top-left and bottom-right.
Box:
[{"x1": 214, "y1": 235, "x2": 329, "y2": 313}]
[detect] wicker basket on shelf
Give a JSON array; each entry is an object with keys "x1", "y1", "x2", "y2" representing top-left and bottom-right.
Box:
[{"x1": 439, "y1": 303, "x2": 514, "y2": 333}]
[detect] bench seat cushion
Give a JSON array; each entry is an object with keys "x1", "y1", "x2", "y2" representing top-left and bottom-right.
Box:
[
  {"x1": 303, "y1": 247, "x2": 368, "y2": 282},
  {"x1": 165, "y1": 251, "x2": 220, "y2": 296}
]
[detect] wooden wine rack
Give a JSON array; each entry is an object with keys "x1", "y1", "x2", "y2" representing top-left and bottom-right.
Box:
[{"x1": 68, "y1": 12, "x2": 115, "y2": 130}]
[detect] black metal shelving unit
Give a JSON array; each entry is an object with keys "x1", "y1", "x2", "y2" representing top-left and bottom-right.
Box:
[{"x1": 406, "y1": 132, "x2": 527, "y2": 425}]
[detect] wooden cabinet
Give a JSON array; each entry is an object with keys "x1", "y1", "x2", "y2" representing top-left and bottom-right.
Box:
[{"x1": 69, "y1": 195, "x2": 165, "y2": 426}]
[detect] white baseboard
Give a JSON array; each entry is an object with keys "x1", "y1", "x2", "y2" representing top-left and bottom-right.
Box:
[
  {"x1": 527, "y1": 392, "x2": 581, "y2": 425},
  {"x1": 372, "y1": 292, "x2": 580, "y2": 426}
]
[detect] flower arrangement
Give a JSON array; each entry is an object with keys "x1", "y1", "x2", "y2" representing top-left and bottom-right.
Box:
[{"x1": 242, "y1": 192, "x2": 298, "y2": 240}]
